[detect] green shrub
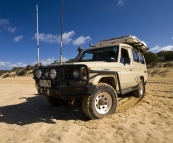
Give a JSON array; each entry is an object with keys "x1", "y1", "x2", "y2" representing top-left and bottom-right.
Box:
[
  {"x1": 17, "y1": 69, "x2": 27, "y2": 76},
  {"x1": 3, "y1": 74, "x2": 9, "y2": 78},
  {"x1": 163, "y1": 63, "x2": 173, "y2": 67},
  {"x1": 66, "y1": 59, "x2": 74, "y2": 63},
  {"x1": 164, "y1": 51, "x2": 173, "y2": 60},
  {"x1": 144, "y1": 52, "x2": 158, "y2": 65},
  {"x1": 25, "y1": 65, "x2": 34, "y2": 71}
]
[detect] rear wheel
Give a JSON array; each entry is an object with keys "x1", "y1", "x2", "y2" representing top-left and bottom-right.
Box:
[
  {"x1": 133, "y1": 79, "x2": 145, "y2": 98},
  {"x1": 82, "y1": 83, "x2": 117, "y2": 119}
]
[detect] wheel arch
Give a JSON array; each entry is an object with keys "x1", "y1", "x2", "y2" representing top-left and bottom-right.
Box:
[
  {"x1": 89, "y1": 75, "x2": 117, "y2": 89},
  {"x1": 99, "y1": 77, "x2": 117, "y2": 90}
]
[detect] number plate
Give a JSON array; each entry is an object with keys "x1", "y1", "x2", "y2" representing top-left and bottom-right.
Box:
[{"x1": 39, "y1": 80, "x2": 51, "y2": 87}]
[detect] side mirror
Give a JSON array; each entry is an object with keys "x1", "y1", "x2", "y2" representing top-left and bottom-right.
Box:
[{"x1": 124, "y1": 58, "x2": 130, "y2": 65}]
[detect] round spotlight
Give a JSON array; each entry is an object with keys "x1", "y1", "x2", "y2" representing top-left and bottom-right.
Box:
[
  {"x1": 36, "y1": 69, "x2": 42, "y2": 78},
  {"x1": 50, "y1": 69, "x2": 57, "y2": 79}
]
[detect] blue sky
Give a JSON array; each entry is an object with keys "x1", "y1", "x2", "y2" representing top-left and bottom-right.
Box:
[{"x1": 0, "y1": 0, "x2": 173, "y2": 69}]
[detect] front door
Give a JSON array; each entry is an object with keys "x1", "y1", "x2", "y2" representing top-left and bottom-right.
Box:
[{"x1": 120, "y1": 47, "x2": 135, "y2": 89}]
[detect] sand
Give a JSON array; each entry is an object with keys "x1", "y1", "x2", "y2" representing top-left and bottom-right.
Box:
[{"x1": 0, "y1": 75, "x2": 173, "y2": 143}]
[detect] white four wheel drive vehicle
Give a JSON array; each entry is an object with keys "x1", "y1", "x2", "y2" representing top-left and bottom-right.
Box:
[{"x1": 34, "y1": 35, "x2": 148, "y2": 119}]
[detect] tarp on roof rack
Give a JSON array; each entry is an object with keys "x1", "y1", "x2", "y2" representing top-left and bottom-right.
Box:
[{"x1": 96, "y1": 35, "x2": 149, "y2": 52}]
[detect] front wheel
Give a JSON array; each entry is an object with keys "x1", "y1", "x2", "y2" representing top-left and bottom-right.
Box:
[
  {"x1": 82, "y1": 83, "x2": 118, "y2": 119},
  {"x1": 133, "y1": 79, "x2": 145, "y2": 98}
]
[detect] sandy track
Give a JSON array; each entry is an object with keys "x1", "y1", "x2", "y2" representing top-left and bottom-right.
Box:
[{"x1": 0, "y1": 77, "x2": 173, "y2": 143}]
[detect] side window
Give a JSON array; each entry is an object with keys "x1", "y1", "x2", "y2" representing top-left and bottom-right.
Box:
[
  {"x1": 120, "y1": 48, "x2": 129, "y2": 63},
  {"x1": 139, "y1": 53, "x2": 145, "y2": 64},
  {"x1": 132, "y1": 49, "x2": 139, "y2": 62}
]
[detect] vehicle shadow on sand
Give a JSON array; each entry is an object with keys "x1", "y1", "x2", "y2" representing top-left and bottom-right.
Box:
[{"x1": 0, "y1": 94, "x2": 88, "y2": 126}]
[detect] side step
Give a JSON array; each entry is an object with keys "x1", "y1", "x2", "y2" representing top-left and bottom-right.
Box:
[{"x1": 117, "y1": 87, "x2": 138, "y2": 96}]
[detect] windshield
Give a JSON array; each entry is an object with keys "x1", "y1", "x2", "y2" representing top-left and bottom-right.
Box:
[{"x1": 78, "y1": 46, "x2": 119, "y2": 62}]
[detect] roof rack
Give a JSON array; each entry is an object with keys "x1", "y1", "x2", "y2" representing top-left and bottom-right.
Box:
[{"x1": 96, "y1": 35, "x2": 149, "y2": 52}]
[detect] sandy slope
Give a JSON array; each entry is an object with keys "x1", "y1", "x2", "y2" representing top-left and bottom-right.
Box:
[
  {"x1": 147, "y1": 68, "x2": 173, "y2": 83},
  {"x1": 0, "y1": 77, "x2": 173, "y2": 143}
]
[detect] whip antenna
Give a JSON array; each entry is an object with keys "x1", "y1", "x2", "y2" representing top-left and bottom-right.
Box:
[
  {"x1": 60, "y1": 0, "x2": 64, "y2": 65},
  {"x1": 36, "y1": 4, "x2": 40, "y2": 67}
]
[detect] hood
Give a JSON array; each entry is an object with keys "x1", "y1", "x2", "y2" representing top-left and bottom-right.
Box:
[
  {"x1": 41, "y1": 61, "x2": 120, "y2": 71},
  {"x1": 74, "y1": 61, "x2": 120, "y2": 71}
]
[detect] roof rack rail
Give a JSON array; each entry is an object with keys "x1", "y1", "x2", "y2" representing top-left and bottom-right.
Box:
[{"x1": 99, "y1": 35, "x2": 131, "y2": 42}]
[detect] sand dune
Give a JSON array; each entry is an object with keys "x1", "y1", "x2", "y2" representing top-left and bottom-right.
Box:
[{"x1": 0, "y1": 77, "x2": 173, "y2": 143}]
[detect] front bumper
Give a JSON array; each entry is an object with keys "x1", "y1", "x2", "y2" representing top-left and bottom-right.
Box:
[{"x1": 35, "y1": 83, "x2": 96, "y2": 99}]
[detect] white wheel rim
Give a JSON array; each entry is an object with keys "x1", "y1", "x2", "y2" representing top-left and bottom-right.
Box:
[
  {"x1": 139, "y1": 81, "x2": 144, "y2": 96},
  {"x1": 95, "y1": 92, "x2": 112, "y2": 114}
]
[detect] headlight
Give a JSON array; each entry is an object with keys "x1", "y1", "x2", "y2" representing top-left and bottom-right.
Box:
[
  {"x1": 36, "y1": 69, "x2": 42, "y2": 78},
  {"x1": 73, "y1": 70, "x2": 79, "y2": 79},
  {"x1": 50, "y1": 69, "x2": 57, "y2": 79}
]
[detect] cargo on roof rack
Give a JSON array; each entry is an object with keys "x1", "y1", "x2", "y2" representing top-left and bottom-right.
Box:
[{"x1": 96, "y1": 35, "x2": 149, "y2": 52}]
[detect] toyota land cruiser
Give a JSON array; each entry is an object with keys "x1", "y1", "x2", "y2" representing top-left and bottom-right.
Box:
[{"x1": 34, "y1": 35, "x2": 148, "y2": 119}]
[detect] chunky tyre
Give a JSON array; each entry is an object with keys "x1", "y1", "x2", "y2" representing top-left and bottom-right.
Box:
[
  {"x1": 82, "y1": 83, "x2": 118, "y2": 119},
  {"x1": 133, "y1": 79, "x2": 145, "y2": 98}
]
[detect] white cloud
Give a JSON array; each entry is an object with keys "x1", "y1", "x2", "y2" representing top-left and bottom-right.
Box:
[
  {"x1": 73, "y1": 36, "x2": 91, "y2": 45},
  {"x1": 62, "y1": 31, "x2": 75, "y2": 44},
  {"x1": 0, "y1": 19, "x2": 10, "y2": 26},
  {"x1": 0, "y1": 57, "x2": 68, "y2": 69},
  {"x1": 150, "y1": 45, "x2": 160, "y2": 52},
  {"x1": 0, "y1": 61, "x2": 6, "y2": 67},
  {"x1": 150, "y1": 45, "x2": 173, "y2": 52},
  {"x1": 7, "y1": 26, "x2": 16, "y2": 33},
  {"x1": 117, "y1": 0, "x2": 125, "y2": 6},
  {"x1": 40, "y1": 58, "x2": 56, "y2": 65},
  {"x1": 7, "y1": 62, "x2": 27, "y2": 68},
  {"x1": 160, "y1": 45, "x2": 173, "y2": 51},
  {"x1": 0, "y1": 61, "x2": 27, "y2": 68},
  {"x1": 32, "y1": 31, "x2": 91, "y2": 46},
  {"x1": 0, "y1": 19, "x2": 17, "y2": 33},
  {"x1": 37, "y1": 33, "x2": 58, "y2": 44},
  {"x1": 62, "y1": 57, "x2": 68, "y2": 62},
  {"x1": 32, "y1": 31, "x2": 75, "y2": 44},
  {"x1": 31, "y1": 57, "x2": 68, "y2": 66},
  {"x1": 14, "y1": 35, "x2": 23, "y2": 42}
]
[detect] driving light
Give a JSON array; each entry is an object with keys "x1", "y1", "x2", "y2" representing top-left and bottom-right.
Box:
[
  {"x1": 82, "y1": 67, "x2": 91, "y2": 76},
  {"x1": 36, "y1": 69, "x2": 42, "y2": 78},
  {"x1": 50, "y1": 69, "x2": 57, "y2": 79},
  {"x1": 73, "y1": 70, "x2": 79, "y2": 79}
]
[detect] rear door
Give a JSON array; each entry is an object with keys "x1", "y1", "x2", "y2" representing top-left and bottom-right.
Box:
[{"x1": 132, "y1": 49, "x2": 147, "y2": 83}]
